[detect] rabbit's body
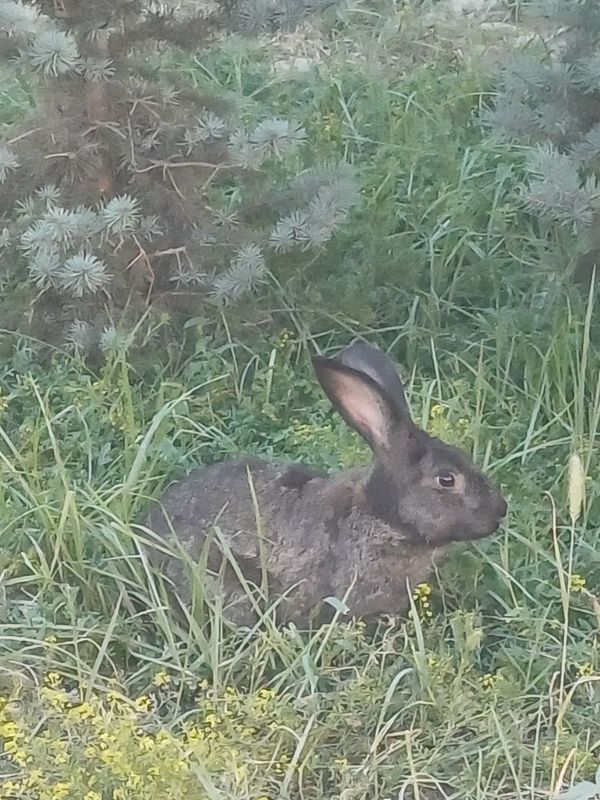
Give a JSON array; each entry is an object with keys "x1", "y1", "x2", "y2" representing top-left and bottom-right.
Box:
[
  {"x1": 146, "y1": 342, "x2": 507, "y2": 626},
  {"x1": 147, "y1": 456, "x2": 441, "y2": 624}
]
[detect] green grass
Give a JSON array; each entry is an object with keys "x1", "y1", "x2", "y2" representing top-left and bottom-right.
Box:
[
  {"x1": 1, "y1": 299, "x2": 599, "y2": 799},
  {"x1": 1, "y1": 2, "x2": 600, "y2": 799}
]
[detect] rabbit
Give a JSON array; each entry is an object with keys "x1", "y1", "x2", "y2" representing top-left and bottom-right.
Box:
[{"x1": 144, "y1": 341, "x2": 507, "y2": 626}]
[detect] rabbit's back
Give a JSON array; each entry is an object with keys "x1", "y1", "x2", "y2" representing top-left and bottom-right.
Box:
[
  {"x1": 147, "y1": 456, "x2": 330, "y2": 557},
  {"x1": 146, "y1": 457, "x2": 340, "y2": 621}
]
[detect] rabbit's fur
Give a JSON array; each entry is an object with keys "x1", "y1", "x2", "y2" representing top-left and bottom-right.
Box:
[{"x1": 145, "y1": 342, "x2": 507, "y2": 626}]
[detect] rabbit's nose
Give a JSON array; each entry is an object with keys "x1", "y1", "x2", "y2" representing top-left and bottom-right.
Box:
[{"x1": 497, "y1": 497, "x2": 508, "y2": 519}]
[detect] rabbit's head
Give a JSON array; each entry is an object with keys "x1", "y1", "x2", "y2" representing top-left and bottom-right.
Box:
[{"x1": 312, "y1": 342, "x2": 507, "y2": 546}]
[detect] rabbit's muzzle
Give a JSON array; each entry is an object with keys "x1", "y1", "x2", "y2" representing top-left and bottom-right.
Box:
[{"x1": 467, "y1": 493, "x2": 508, "y2": 540}]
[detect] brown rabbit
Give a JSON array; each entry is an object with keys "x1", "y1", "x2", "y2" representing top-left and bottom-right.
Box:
[{"x1": 145, "y1": 341, "x2": 507, "y2": 626}]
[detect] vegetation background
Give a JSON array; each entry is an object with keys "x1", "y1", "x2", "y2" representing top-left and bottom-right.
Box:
[{"x1": 0, "y1": 0, "x2": 599, "y2": 798}]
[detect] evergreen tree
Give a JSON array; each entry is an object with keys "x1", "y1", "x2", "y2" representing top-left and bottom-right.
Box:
[
  {"x1": 482, "y1": 0, "x2": 600, "y2": 281},
  {"x1": 0, "y1": 0, "x2": 354, "y2": 353}
]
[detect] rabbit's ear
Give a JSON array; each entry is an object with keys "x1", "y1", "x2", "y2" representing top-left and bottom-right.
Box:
[
  {"x1": 313, "y1": 356, "x2": 402, "y2": 450},
  {"x1": 337, "y1": 341, "x2": 411, "y2": 422}
]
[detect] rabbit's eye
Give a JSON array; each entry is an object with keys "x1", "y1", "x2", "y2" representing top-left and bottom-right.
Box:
[{"x1": 437, "y1": 472, "x2": 455, "y2": 489}]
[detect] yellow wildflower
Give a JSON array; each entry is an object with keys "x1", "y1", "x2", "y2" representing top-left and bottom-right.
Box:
[
  {"x1": 187, "y1": 725, "x2": 205, "y2": 742},
  {"x1": 152, "y1": 670, "x2": 171, "y2": 688},
  {"x1": 570, "y1": 574, "x2": 586, "y2": 593},
  {"x1": 0, "y1": 720, "x2": 19, "y2": 738},
  {"x1": 40, "y1": 686, "x2": 69, "y2": 708},
  {"x1": 3, "y1": 780, "x2": 24, "y2": 796},
  {"x1": 134, "y1": 695, "x2": 153, "y2": 712},
  {"x1": 137, "y1": 735, "x2": 155, "y2": 752},
  {"x1": 44, "y1": 672, "x2": 62, "y2": 688},
  {"x1": 413, "y1": 582, "x2": 432, "y2": 600},
  {"x1": 577, "y1": 662, "x2": 594, "y2": 677},
  {"x1": 480, "y1": 672, "x2": 496, "y2": 690},
  {"x1": 47, "y1": 782, "x2": 70, "y2": 800},
  {"x1": 278, "y1": 329, "x2": 293, "y2": 349},
  {"x1": 68, "y1": 701, "x2": 96, "y2": 720},
  {"x1": 430, "y1": 403, "x2": 444, "y2": 419}
]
